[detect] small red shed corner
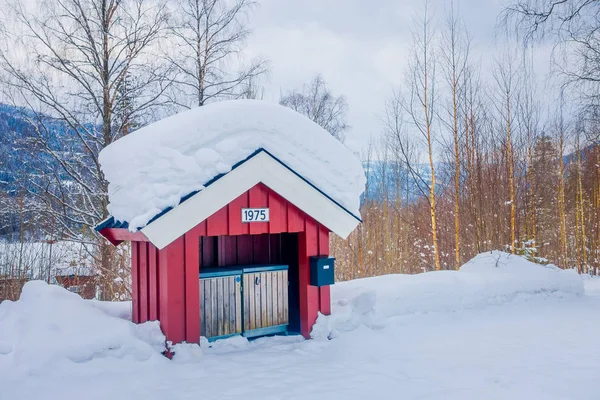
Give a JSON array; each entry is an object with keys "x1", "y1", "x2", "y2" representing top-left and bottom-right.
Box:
[{"x1": 94, "y1": 101, "x2": 364, "y2": 346}]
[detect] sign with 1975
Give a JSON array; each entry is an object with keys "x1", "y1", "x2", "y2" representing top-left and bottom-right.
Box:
[{"x1": 241, "y1": 208, "x2": 269, "y2": 223}]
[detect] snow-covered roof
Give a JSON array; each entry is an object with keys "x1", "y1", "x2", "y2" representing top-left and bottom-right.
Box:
[{"x1": 99, "y1": 100, "x2": 366, "y2": 233}]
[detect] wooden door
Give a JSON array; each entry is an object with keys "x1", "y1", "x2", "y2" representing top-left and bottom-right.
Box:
[
  {"x1": 200, "y1": 275, "x2": 242, "y2": 339},
  {"x1": 243, "y1": 270, "x2": 288, "y2": 334}
]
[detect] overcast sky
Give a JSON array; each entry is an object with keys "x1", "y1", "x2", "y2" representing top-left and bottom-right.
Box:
[{"x1": 245, "y1": 0, "x2": 554, "y2": 152}]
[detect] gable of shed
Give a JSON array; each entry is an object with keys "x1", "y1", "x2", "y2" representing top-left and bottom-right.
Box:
[{"x1": 139, "y1": 150, "x2": 361, "y2": 249}]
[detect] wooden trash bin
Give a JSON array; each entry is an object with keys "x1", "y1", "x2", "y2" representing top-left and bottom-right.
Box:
[
  {"x1": 200, "y1": 265, "x2": 288, "y2": 341},
  {"x1": 199, "y1": 269, "x2": 243, "y2": 340}
]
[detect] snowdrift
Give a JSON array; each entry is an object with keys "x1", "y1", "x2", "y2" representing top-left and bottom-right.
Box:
[
  {"x1": 0, "y1": 281, "x2": 166, "y2": 375},
  {"x1": 312, "y1": 251, "x2": 584, "y2": 339},
  {"x1": 99, "y1": 100, "x2": 366, "y2": 230},
  {"x1": 0, "y1": 252, "x2": 584, "y2": 375}
]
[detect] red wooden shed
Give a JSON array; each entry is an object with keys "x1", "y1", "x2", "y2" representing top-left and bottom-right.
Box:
[{"x1": 97, "y1": 148, "x2": 362, "y2": 345}]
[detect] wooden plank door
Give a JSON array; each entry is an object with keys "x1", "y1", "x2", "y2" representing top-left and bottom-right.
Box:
[
  {"x1": 200, "y1": 275, "x2": 242, "y2": 339},
  {"x1": 243, "y1": 270, "x2": 288, "y2": 332}
]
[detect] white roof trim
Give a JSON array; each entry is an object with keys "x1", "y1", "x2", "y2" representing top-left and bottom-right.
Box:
[{"x1": 140, "y1": 151, "x2": 361, "y2": 250}]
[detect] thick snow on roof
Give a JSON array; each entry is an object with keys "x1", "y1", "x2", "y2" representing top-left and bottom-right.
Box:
[{"x1": 99, "y1": 100, "x2": 366, "y2": 230}]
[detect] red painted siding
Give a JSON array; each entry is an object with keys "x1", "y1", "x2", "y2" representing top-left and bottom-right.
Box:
[
  {"x1": 237, "y1": 235, "x2": 253, "y2": 264},
  {"x1": 184, "y1": 232, "x2": 200, "y2": 343},
  {"x1": 126, "y1": 182, "x2": 334, "y2": 345},
  {"x1": 185, "y1": 183, "x2": 307, "y2": 238},
  {"x1": 317, "y1": 224, "x2": 331, "y2": 316},
  {"x1": 158, "y1": 237, "x2": 186, "y2": 344},
  {"x1": 148, "y1": 244, "x2": 159, "y2": 321},
  {"x1": 99, "y1": 228, "x2": 148, "y2": 246},
  {"x1": 207, "y1": 207, "x2": 228, "y2": 236},
  {"x1": 299, "y1": 218, "x2": 320, "y2": 338},
  {"x1": 268, "y1": 191, "x2": 285, "y2": 233},
  {"x1": 131, "y1": 241, "x2": 139, "y2": 323},
  {"x1": 228, "y1": 192, "x2": 249, "y2": 235},
  {"x1": 200, "y1": 233, "x2": 289, "y2": 268},
  {"x1": 248, "y1": 184, "x2": 269, "y2": 235},
  {"x1": 139, "y1": 243, "x2": 149, "y2": 322},
  {"x1": 288, "y1": 204, "x2": 305, "y2": 232},
  {"x1": 218, "y1": 236, "x2": 238, "y2": 265}
]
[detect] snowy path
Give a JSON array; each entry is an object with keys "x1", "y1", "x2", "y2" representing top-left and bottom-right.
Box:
[{"x1": 4, "y1": 280, "x2": 600, "y2": 400}]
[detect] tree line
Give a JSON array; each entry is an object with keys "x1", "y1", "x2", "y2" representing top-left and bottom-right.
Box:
[
  {"x1": 332, "y1": 0, "x2": 600, "y2": 279},
  {"x1": 0, "y1": 0, "x2": 348, "y2": 298},
  {"x1": 0, "y1": 0, "x2": 598, "y2": 300}
]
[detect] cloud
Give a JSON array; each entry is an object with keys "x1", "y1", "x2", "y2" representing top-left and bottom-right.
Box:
[{"x1": 245, "y1": 0, "x2": 551, "y2": 150}]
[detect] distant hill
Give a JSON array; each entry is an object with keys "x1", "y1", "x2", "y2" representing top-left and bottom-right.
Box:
[
  {"x1": 363, "y1": 160, "x2": 443, "y2": 202},
  {"x1": 0, "y1": 104, "x2": 91, "y2": 196}
]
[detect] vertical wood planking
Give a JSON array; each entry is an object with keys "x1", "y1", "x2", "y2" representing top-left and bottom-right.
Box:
[
  {"x1": 199, "y1": 280, "x2": 205, "y2": 338},
  {"x1": 211, "y1": 278, "x2": 217, "y2": 337},
  {"x1": 204, "y1": 280, "x2": 211, "y2": 338},
  {"x1": 252, "y1": 234, "x2": 270, "y2": 264},
  {"x1": 222, "y1": 277, "x2": 228, "y2": 335},
  {"x1": 207, "y1": 206, "x2": 228, "y2": 236},
  {"x1": 266, "y1": 272, "x2": 272, "y2": 327},
  {"x1": 158, "y1": 237, "x2": 186, "y2": 344},
  {"x1": 282, "y1": 270, "x2": 289, "y2": 325},
  {"x1": 298, "y1": 218, "x2": 319, "y2": 338},
  {"x1": 269, "y1": 234, "x2": 281, "y2": 264},
  {"x1": 243, "y1": 274, "x2": 250, "y2": 331},
  {"x1": 148, "y1": 244, "x2": 159, "y2": 321},
  {"x1": 228, "y1": 277, "x2": 235, "y2": 334},
  {"x1": 248, "y1": 273, "x2": 256, "y2": 330},
  {"x1": 228, "y1": 192, "x2": 249, "y2": 235},
  {"x1": 187, "y1": 220, "x2": 207, "y2": 238},
  {"x1": 207, "y1": 279, "x2": 213, "y2": 338},
  {"x1": 271, "y1": 271, "x2": 280, "y2": 325},
  {"x1": 249, "y1": 184, "x2": 269, "y2": 235},
  {"x1": 260, "y1": 272, "x2": 267, "y2": 328},
  {"x1": 184, "y1": 232, "x2": 200, "y2": 343},
  {"x1": 235, "y1": 277, "x2": 242, "y2": 333},
  {"x1": 288, "y1": 203, "x2": 305, "y2": 232},
  {"x1": 138, "y1": 242, "x2": 149, "y2": 323},
  {"x1": 237, "y1": 235, "x2": 253, "y2": 264},
  {"x1": 218, "y1": 236, "x2": 237, "y2": 266},
  {"x1": 254, "y1": 273, "x2": 261, "y2": 329},
  {"x1": 131, "y1": 241, "x2": 140, "y2": 324},
  {"x1": 317, "y1": 224, "x2": 331, "y2": 316},
  {"x1": 268, "y1": 190, "x2": 285, "y2": 233},
  {"x1": 201, "y1": 237, "x2": 216, "y2": 268}
]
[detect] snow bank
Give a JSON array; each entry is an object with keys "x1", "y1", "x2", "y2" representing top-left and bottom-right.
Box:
[
  {"x1": 0, "y1": 281, "x2": 166, "y2": 375},
  {"x1": 313, "y1": 251, "x2": 583, "y2": 339},
  {"x1": 87, "y1": 299, "x2": 132, "y2": 320},
  {"x1": 99, "y1": 100, "x2": 366, "y2": 230}
]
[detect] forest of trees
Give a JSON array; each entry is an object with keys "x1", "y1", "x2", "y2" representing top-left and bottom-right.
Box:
[
  {"x1": 332, "y1": 0, "x2": 600, "y2": 279},
  {"x1": 0, "y1": 0, "x2": 599, "y2": 299}
]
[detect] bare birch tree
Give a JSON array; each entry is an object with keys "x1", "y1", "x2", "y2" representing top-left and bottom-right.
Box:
[
  {"x1": 166, "y1": 0, "x2": 268, "y2": 108},
  {"x1": 503, "y1": 1, "x2": 600, "y2": 129},
  {"x1": 493, "y1": 53, "x2": 520, "y2": 253},
  {"x1": 280, "y1": 74, "x2": 349, "y2": 142},
  {"x1": 0, "y1": 0, "x2": 171, "y2": 298},
  {"x1": 405, "y1": 2, "x2": 442, "y2": 270},
  {"x1": 555, "y1": 103, "x2": 569, "y2": 267},
  {"x1": 518, "y1": 50, "x2": 541, "y2": 250},
  {"x1": 440, "y1": 2, "x2": 469, "y2": 269}
]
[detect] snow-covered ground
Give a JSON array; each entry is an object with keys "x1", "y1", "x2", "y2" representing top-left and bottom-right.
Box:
[
  {"x1": 0, "y1": 240, "x2": 96, "y2": 280},
  {"x1": 1, "y1": 251, "x2": 600, "y2": 400}
]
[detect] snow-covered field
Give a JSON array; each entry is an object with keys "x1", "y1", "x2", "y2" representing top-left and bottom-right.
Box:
[
  {"x1": 1, "y1": 251, "x2": 599, "y2": 400},
  {"x1": 0, "y1": 240, "x2": 96, "y2": 279}
]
